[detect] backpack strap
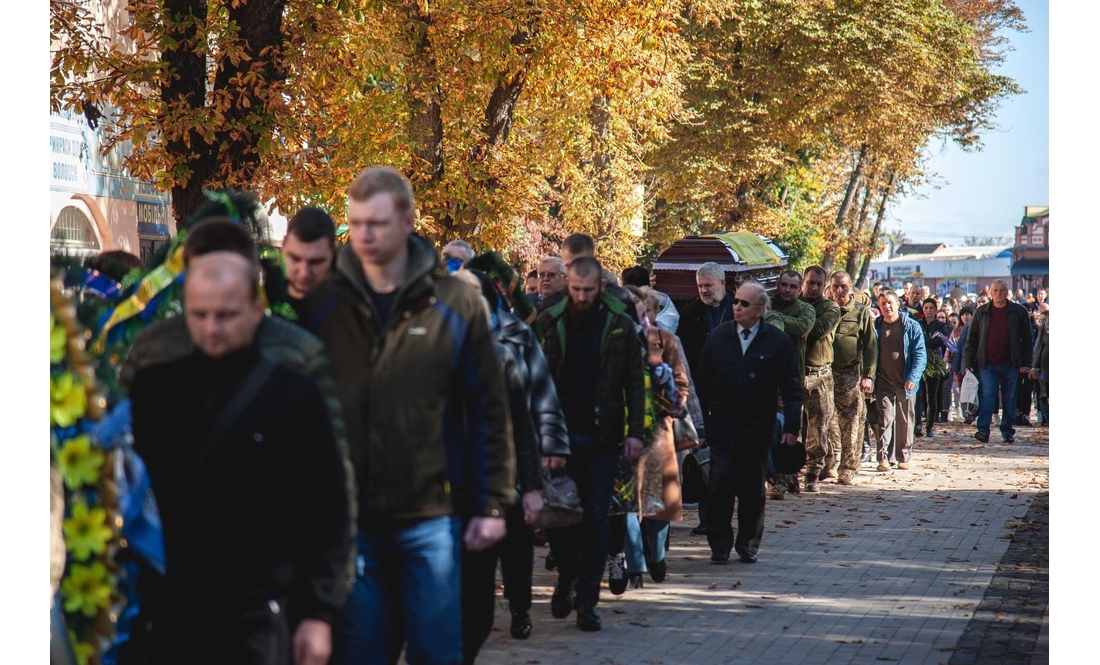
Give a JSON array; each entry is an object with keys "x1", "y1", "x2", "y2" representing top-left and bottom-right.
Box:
[{"x1": 176, "y1": 357, "x2": 277, "y2": 489}]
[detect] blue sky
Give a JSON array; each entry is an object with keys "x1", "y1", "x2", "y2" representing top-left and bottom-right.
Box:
[{"x1": 885, "y1": 0, "x2": 1049, "y2": 243}]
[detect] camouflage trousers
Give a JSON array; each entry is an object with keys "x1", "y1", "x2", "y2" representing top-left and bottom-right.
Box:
[
  {"x1": 803, "y1": 367, "x2": 835, "y2": 481},
  {"x1": 828, "y1": 364, "x2": 865, "y2": 475}
]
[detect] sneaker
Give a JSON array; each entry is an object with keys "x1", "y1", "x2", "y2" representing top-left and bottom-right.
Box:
[
  {"x1": 825, "y1": 468, "x2": 840, "y2": 480},
  {"x1": 805, "y1": 481, "x2": 820, "y2": 493},
  {"x1": 608, "y1": 554, "x2": 627, "y2": 596},
  {"x1": 510, "y1": 611, "x2": 532, "y2": 640},
  {"x1": 974, "y1": 431, "x2": 989, "y2": 443},
  {"x1": 576, "y1": 603, "x2": 602, "y2": 631},
  {"x1": 649, "y1": 559, "x2": 667, "y2": 583},
  {"x1": 877, "y1": 461, "x2": 890, "y2": 472},
  {"x1": 897, "y1": 462, "x2": 909, "y2": 470},
  {"x1": 550, "y1": 578, "x2": 575, "y2": 619},
  {"x1": 837, "y1": 471, "x2": 855, "y2": 486}
]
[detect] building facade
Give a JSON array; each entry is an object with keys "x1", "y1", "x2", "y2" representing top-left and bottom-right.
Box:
[
  {"x1": 867, "y1": 245, "x2": 1012, "y2": 297},
  {"x1": 1010, "y1": 206, "x2": 1049, "y2": 294}
]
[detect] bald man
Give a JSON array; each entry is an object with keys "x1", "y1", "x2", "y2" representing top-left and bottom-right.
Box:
[{"x1": 130, "y1": 252, "x2": 354, "y2": 665}]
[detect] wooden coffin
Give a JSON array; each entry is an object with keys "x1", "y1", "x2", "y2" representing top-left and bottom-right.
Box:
[{"x1": 652, "y1": 231, "x2": 789, "y2": 305}]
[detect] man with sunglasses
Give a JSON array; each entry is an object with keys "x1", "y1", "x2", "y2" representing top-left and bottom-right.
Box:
[{"x1": 696, "y1": 281, "x2": 803, "y2": 564}]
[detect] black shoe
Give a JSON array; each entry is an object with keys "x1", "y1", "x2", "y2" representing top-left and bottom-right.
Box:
[
  {"x1": 925, "y1": 429, "x2": 933, "y2": 438},
  {"x1": 913, "y1": 428, "x2": 923, "y2": 437},
  {"x1": 710, "y1": 552, "x2": 730, "y2": 563},
  {"x1": 550, "y1": 579, "x2": 575, "y2": 619},
  {"x1": 690, "y1": 524, "x2": 707, "y2": 536},
  {"x1": 608, "y1": 554, "x2": 627, "y2": 596},
  {"x1": 545, "y1": 552, "x2": 557, "y2": 571},
  {"x1": 974, "y1": 431, "x2": 989, "y2": 443},
  {"x1": 510, "y1": 611, "x2": 532, "y2": 640},
  {"x1": 964, "y1": 416, "x2": 975, "y2": 425},
  {"x1": 1018, "y1": 416, "x2": 1032, "y2": 427},
  {"x1": 576, "y1": 604, "x2": 602, "y2": 631},
  {"x1": 1003, "y1": 435, "x2": 1015, "y2": 444},
  {"x1": 628, "y1": 573, "x2": 645, "y2": 589},
  {"x1": 738, "y1": 551, "x2": 758, "y2": 564},
  {"x1": 649, "y1": 559, "x2": 667, "y2": 583}
]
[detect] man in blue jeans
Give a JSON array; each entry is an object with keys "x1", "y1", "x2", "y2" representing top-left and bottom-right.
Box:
[
  {"x1": 302, "y1": 167, "x2": 516, "y2": 665},
  {"x1": 538, "y1": 258, "x2": 646, "y2": 631},
  {"x1": 963, "y1": 279, "x2": 1033, "y2": 444}
]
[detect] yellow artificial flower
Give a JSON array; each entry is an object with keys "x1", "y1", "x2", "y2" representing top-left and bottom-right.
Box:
[
  {"x1": 67, "y1": 632, "x2": 96, "y2": 665},
  {"x1": 51, "y1": 373, "x2": 87, "y2": 427},
  {"x1": 644, "y1": 414, "x2": 654, "y2": 429},
  {"x1": 63, "y1": 501, "x2": 113, "y2": 561},
  {"x1": 51, "y1": 313, "x2": 68, "y2": 364},
  {"x1": 61, "y1": 562, "x2": 112, "y2": 618},
  {"x1": 57, "y1": 436, "x2": 104, "y2": 489}
]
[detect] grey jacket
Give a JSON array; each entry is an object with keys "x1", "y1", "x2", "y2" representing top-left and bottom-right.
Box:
[{"x1": 494, "y1": 309, "x2": 571, "y2": 458}]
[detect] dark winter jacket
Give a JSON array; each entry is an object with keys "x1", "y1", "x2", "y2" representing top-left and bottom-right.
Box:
[
  {"x1": 131, "y1": 345, "x2": 354, "y2": 629},
  {"x1": 963, "y1": 301, "x2": 1034, "y2": 370},
  {"x1": 678, "y1": 291, "x2": 734, "y2": 377},
  {"x1": 495, "y1": 342, "x2": 543, "y2": 495},
  {"x1": 538, "y1": 292, "x2": 647, "y2": 450},
  {"x1": 300, "y1": 237, "x2": 515, "y2": 525},
  {"x1": 1032, "y1": 318, "x2": 1049, "y2": 380},
  {"x1": 695, "y1": 320, "x2": 804, "y2": 448},
  {"x1": 494, "y1": 308, "x2": 570, "y2": 458},
  {"x1": 923, "y1": 319, "x2": 951, "y2": 358},
  {"x1": 120, "y1": 313, "x2": 356, "y2": 559}
]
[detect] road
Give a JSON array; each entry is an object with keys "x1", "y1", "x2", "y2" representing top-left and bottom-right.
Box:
[{"x1": 476, "y1": 420, "x2": 1049, "y2": 665}]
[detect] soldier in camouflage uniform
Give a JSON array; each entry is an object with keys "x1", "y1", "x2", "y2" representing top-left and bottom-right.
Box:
[
  {"x1": 827, "y1": 271, "x2": 877, "y2": 485},
  {"x1": 800, "y1": 266, "x2": 841, "y2": 493},
  {"x1": 763, "y1": 270, "x2": 815, "y2": 499}
]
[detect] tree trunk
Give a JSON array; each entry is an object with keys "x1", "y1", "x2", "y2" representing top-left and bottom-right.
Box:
[
  {"x1": 821, "y1": 144, "x2": 867, "y2": 273},
  {"x1": 590, "y1": 95, "x2": 614, "y2": 239},
  {"x1": 164, "y1": 0, "x2": 288, "y2": 227},
  {"x1": 403, "y1": 3, "x2": 445, "y2": 191},
  {"x1": 163, "y1": 0, "x2": 213, "y2": 227},
  {"x1": 846, "y1": 182, "x2": 873, "y2": 277},
  {"x1": 857, "y1": 172, "x2": 896, "y2": 289}
]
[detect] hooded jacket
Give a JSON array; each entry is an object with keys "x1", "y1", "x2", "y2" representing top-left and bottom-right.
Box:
[
  {"x1": 300, "y1": 237, "x2": 515, "y2": 525},
  {"x1": 494, "y1": 308, "x2": 570, "y2": 458},
  {"x1": 872, "y1": 311, "x2": 928, "y2": 399},
  {"x1": 538, "y1": 292, "x2": 647, "y2": 450}
]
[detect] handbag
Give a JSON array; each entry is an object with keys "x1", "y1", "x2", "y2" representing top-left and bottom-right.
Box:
[
  {"x1": 673, "y1": 413, "x2": 700, "y2": 451},
  {"x1": 960, "y1": 370, "x2": 980, "y2": 405},
  {"x1": 532, "y1": 471, "x2": 583, "y2": 530},
  {"x1": 680, "y1": 444, "x2": 711, "y2": 505}
]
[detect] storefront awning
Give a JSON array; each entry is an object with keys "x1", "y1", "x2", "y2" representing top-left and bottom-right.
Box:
[{"x1": 1010, "y1": 259, "x2": 1049, "y2": 276}]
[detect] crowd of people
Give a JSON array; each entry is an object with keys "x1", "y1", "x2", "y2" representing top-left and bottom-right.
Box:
[{"x1": 67, "y1": 165, "x2": 1051, "y2": 665}]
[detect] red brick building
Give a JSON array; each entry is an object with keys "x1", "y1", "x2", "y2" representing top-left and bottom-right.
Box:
[{"x1": 1010, "y1": 206, "x2": 1049, "y2": 294}]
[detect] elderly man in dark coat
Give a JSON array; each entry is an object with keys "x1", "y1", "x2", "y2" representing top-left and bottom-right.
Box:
[{"x1": 695, "y1": 281, "x2": 804, "y2": 565}]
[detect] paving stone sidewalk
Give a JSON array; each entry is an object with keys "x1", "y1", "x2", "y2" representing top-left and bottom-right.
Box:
[{"x1": 476, "y1": 422, "x2": 1049, "y2": 665}]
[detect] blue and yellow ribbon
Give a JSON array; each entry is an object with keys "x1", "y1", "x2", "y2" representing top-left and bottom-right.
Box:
[{"x1": 92, "y1": 246, "x2": 186, "y2": 353}]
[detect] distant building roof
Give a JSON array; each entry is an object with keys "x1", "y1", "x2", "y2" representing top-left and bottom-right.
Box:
[
  {"x1": 1021, "y1": 206, "x2": 1049, "y2": 225},
  {"x1": 894, "y1": 243, "x2": 945, "y2": 256},
  {"x1": 873, "y1": 245, "x2": 1011, "y2": 265}
]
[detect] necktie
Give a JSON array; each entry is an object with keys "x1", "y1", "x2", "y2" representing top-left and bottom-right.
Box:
[{"x1": 741, "y1": 328, "x2": 751, "y2": 340}]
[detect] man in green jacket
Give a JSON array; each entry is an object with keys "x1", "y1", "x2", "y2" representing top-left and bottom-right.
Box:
[
  {"x1": 801, "y1": 266, "x2": 842, "y2": 492},
  {"x1": 300, "y1": 166, "x2": 515, "y2": 664},
  {"x1": 763, "y1": 270, "x2": 816, "y2": 498},
  {"x1": 538, "y1": 257, "x2": 646, "y2": 632},
  {"x1": 827, "y1": 271, "x2": 878, "y2": 486}
]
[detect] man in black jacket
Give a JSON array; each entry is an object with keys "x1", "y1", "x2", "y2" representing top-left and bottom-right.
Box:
[
  {"x1": 131, "y1": 253, "x2": 353, "y2": 665},
  {"x1": 300, "y1": 167, "x2": 515, "y2": 665},
  {"x1": 963, "y1": 279, "x2": 1033, "y2": 444},
  {"x1": 538, "y1": 257, "x2": 646, "y2": 632},
  {"x1": 676, "y1": 261, "x2": 733, "y2": 533},
  {"x1": 696, "y1": 281, "x2": 803, "y2": 565}
]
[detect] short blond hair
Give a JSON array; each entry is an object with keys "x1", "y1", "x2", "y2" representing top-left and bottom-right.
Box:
[{"x1": 348, "y1": 166, "x2": 414, "y2": 212}]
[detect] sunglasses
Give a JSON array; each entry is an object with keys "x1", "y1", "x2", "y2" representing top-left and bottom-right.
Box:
[{"x1": 733, "y1": 298, "x2": 758, "y2": 308}]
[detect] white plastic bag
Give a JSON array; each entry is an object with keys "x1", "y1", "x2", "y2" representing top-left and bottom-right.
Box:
[{"x1": 960, "y1": 370, "x2": 980, "y2": 406}]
